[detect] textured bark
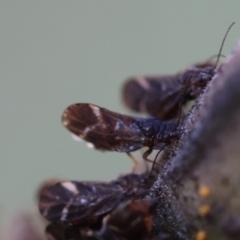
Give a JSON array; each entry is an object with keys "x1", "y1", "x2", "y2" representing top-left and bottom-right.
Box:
[{"x1": 148, "y1": 42, "x2": 240, "y2": 240}]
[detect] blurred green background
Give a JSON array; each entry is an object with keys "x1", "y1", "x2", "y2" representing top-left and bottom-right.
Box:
[{"x1": 0, "y1": 0, "x2": 240, "y2": 231}]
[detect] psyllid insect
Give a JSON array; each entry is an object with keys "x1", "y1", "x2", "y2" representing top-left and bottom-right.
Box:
[
  {"x1": 62, "y1": 103, "x2": 179, "y2": 161},
  {"x1": 122, "y1": 22, "x2": 235, "y2": 120}
]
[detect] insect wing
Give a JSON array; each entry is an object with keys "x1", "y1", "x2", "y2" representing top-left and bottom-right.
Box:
[
  {"x1": 39, "y1": 180, "x2": 126, "y2": 223},
  {"x1": 122, "y1": 63, "x2": 215, "y2": 121},
  {"x1": 122, "y1": 75, "x2": 185, "y2": 120},
  {"x1": 62, "y1": 103, "x2": 146, "y2": 152}
]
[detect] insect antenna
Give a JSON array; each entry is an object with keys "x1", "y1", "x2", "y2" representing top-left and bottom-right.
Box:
[
  {"x1": 142, "y1": 148, "x2": 154, "y2": 164},
  {"x1": 214, "y1": 22, "x2": 235, "y2": 69},
  {"x1": 205, "y1": 53, "x2": 225, "y2": 63}
]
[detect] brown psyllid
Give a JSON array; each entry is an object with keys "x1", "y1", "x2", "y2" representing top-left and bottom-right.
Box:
[
  {"x1": 62, "y1": 103, "x2": 180, "y2": 162},
  {"x1": 39, "y1": 172, "x2": 152, "y2": 223},
  {"x1": 122, "y1": 22, "x2": 235, "y2": 121},
  {"x1": 39, "y1": 173, "x2": 157, "y2": 240},
  {"x1": 122, "y1": 65, "x2": 214, "y2": 120}
]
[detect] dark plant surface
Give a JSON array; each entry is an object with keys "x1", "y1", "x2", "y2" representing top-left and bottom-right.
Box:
[{"x1": 148, "y1": 42, "x2": 240, "y2": 240}]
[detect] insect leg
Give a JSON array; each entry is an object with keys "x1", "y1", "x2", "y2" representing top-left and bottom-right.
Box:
[
  {"x1": 126, "y1": 152, "x2": 138, "y2": 173},
  {"x1": 149, "y1": 148, "x2": 164, "y2": 178},
  {"x1": 142, "y1": 148, "x2": 154, "y2": 164}
]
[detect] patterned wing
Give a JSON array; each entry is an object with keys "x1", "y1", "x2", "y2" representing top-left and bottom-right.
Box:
[
  {"x1": 122, "y1": 75, "x2": 183, "y2": 120},
  {"x1": 39, "y1": 180, "x2": 127, "y2": 223},
  {"x1": 62, "y1": 103, "x2": 146, "y2": 152}
]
